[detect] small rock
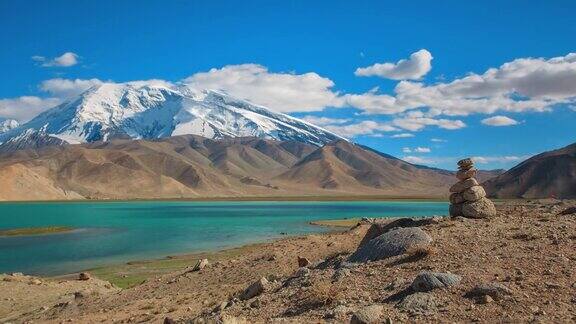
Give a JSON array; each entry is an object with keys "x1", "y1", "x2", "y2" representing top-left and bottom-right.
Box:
[
  {"x1": 449, "y1": 203, "x2": 463, "y2": 217},
  {"x1": 462, "y1": 198, "x2": 497, "y2": 219},
  {"x1": 462, "y1": 186, "x2": 486, "y2": 202},
  {"x1": 239, "y1": 277, "x2": 268, "y2": 300},
  {"x1": 250, "y1": 299, "x2": 261, "y2": 308},
  {"x1": 558, "y1": 206, "x2": 576, "y2": 215},
  {"x1": 449, "y1": 178, "x2": 479, "y2": 193},
  {"x1": 466, "y1": 282, "x2": 513, "y2": 301},
  {"x1": 30, "y1": 278, "x2": 43, "y2": 285},
  {"x1": 295, "y1": 267, "x2": 311, "y2": 277},
  {"x1": 78, "y1": 272, "x2": 91, "y2": 281},
  {"x1": 449, "y1": 193, "x2": 465, "y2": 204},
  {"x1": 457, "y1": 158, "x2": 474, "y2": 168},
  {"x1": 189, "y1": 259, "x2": 209, "y2": 272},
  {"x1": 164, "y1": 317, "x2": 176, "y2": 324},
  {"x1": 456, "y1": 168, "x2": 477, "y2": 180},
  {"x1": 410, "y1": 271, "x2": 462, "y2": 292},
  {"x1": 545, "y1": 282, "x2": 561, "y2": 289},
  {"x1": 298, "y1": 256, "x2": 311, "y2": 268},
  {"x1": 350, "y1": 305, "x2": 384, "y2": 324},
  {"x1": 397, "y1": 292, "x2": 437, "y2": 315},
  {"x1": 213, "y1": 301, "x2": 228, "y2": 313},
  {"x1": 477, "y1": 295, "x2": 494, "y2": 304}
]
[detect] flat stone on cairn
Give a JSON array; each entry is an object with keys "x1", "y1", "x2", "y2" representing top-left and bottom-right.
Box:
[{"x1": 449, "y1": 158, "x2": 496, "y2": 219}]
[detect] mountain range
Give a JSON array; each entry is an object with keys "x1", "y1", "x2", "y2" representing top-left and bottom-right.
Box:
[
  {"x1": 1, "y1": 135, "x2": 502, "y2": 201},
  {"x1": 0, "y1": 82, "x2": 344, "y2": 152}
]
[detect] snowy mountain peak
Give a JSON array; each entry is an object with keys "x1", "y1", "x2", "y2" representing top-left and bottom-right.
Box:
[{"x1": 0, "y1": 82, "x2": 346, "y2": 150}]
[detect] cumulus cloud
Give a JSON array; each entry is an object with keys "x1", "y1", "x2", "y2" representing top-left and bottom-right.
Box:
[
  {"x1": 481, "y1": 115, "x2": 519, "y2": 126},
  {"x1": 403, "y1": 147, "x2": 431, "y2": 153},
  {"x1": 472, "y1": 155, "x2": 528, "y2": 164},
  {"x1": 40, "y1": 78, "x2": 103, "y2": 97},
  {"x1": 0, "y1": 96, "x2": 62, "y2": 122},
  {"x1": 322, "y1": 120, "x2": 397, "y2": 138},
  {"x1": 358, "y1": 52, "x2": 576, "y2": 116},
  {"x1": 390, "y1": 111, "x2": 466, "y2": 131},
  {"x1": 300, "y1": 116, "x2": 350, "y2": 126},
  {"x1": 391, "y1": 133, "x2": 414, "y2": 138},
  {"x1": 402, "y1": 155, "x2": 436, "y2": 165},
  {"x1": 355, "y1": 49, "x2": 433, "y2": 80},
  {"x1": 33, "y1": 52, "x2": 79, "y2": 67},
  {"x1": 183, "y1": 64, "x2": 342, "y2": 113}
]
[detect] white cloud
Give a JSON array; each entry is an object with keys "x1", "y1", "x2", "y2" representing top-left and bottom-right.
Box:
[
  {"x1": 355, "y1": 49, "x2": 433, "y2": 80},
  {"x1": 481, "y1": 115, "x2": 519, "y2": 126},
  {"x1": 183, "y1": 64, "x2": 342, "y2": 113},
  {"x1": 40, "y1": 78, "x2": 103, "y2": 97},
  {"x1": 414, "y1": 147, "x2": 431, "y2": 153},
  {"x1": 322, "y1": 120, "x2": 397, "y2": 138},
  {"x1": 403, "y1": 146, "x2": 431, "y2": 153},
  {"x1": 351, "y1": 52, "x2": 576, "y2": 117},
  {"x1": 402, "y1": 155, "x2": 436, "y2": 165},
  {"x1": 391, "y1": 133, "x2": 414, "y2": 138},
  {"x1": 300, "y1": 116, "x2": 350, "y2": 126},
  {"x1": 0, "y1": 96, "x2": 61, "y2": 122},
  {"x1": 472, "y1": 155, "x2": 528, "y2": 164},
  {"x1": 391, "y1": 111, "x2": 466, "y2": 131},
  {"x1": 33, "y1": 52, "x2": 80, "y2": 67},
  {"x1": 431, "y1": 138, "x2": 446, "y2": 142}
]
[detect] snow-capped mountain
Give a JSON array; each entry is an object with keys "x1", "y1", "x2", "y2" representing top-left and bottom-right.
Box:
[
  {"x1": 0, "y1": 119, "x2": 19, "y2": 134},
  {"x1": 0, "y1": 83, "x2": 345, "y2": 150}
]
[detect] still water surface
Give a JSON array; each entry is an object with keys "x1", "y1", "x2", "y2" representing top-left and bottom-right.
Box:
[{"x1": 0, "y1": 200, "x2": 447, "y2": 275}]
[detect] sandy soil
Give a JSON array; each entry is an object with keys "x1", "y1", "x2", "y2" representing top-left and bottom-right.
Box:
[{"x1": 1, "y1": 200, "x2": 575, "y2": 323}]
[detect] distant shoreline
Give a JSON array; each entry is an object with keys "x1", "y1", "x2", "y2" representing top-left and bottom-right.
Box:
[{"x1": 0, "y1": 195, "x2": 449, "y2": 204}]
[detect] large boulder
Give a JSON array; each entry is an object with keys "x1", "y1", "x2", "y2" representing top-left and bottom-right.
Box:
[
  {"x1": 410, "y1": 271, "x2": 462, "y2": 292},
  {"x1": 349, "y1": 227, "x2": 432, "y2": 263},
  {"x1": 357, "y1": 218, "x2": 437, "y2": 248},
  {"x1": 462, "y1": 186, "x2": 486, "y2": 202},
  {"x1": 462, "y1": 198, "x2": 496, "y2": 218},
  {"x1": 449, "y1": 178, "x2": 479, "y2": 193}
]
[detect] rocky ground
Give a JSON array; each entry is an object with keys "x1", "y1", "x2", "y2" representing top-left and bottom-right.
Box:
[{"x1": 1, "y1": 200, "x2": 575, "y2": 323}]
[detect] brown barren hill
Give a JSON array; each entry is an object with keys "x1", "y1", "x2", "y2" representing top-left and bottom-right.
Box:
[
  {"x1": 0, "y1": 135, "x2": 507, "y2": 201},
  {"x1": 276, "y1": 140, "x2": 455, "y2": 197},
  {"x1": 484, "y1": 142, "x2": 576, "y2": 199}
]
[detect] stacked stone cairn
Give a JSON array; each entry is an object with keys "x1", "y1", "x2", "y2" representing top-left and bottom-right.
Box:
[{"x1": 449, "y1": 158, "x2": 496, "y2": 218}]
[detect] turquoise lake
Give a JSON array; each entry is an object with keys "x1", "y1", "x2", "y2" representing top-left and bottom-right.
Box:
[{"x1": 0, "y1": 201, "x2": 448, "y2": 275}]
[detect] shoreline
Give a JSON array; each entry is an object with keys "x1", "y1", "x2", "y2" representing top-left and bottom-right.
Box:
[
  {"x1": 0, "y1": 195, "x2": 449, "y2": 204},
  {"x1": 66, "y1": 222, "x2": 352, "y2": 288}
]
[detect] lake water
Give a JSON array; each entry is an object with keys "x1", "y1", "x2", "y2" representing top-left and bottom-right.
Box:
[{"x1": 0, "y1": 200, "x2": 448, "y2": 275}]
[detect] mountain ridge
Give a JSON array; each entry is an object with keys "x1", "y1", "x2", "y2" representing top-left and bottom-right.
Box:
[
  {"x1": 0, "y1": 83, "x2": 345, "y2": 152},
  {"x1": 484, "y1": 142, "x2": 576, "y2": 199}
]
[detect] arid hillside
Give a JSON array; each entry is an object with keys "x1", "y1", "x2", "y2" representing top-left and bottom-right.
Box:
[
  {"x1": 0, "y1": 135, "x2": 504, "y2": 201},
  {"x1": 484, "y1": 142, "x2": 576, "y2": 199}
]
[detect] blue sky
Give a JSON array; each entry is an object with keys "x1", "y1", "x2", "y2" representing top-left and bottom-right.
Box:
[{"x1": 1, "y1": 0, "x2": 575, "y2": 170}]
